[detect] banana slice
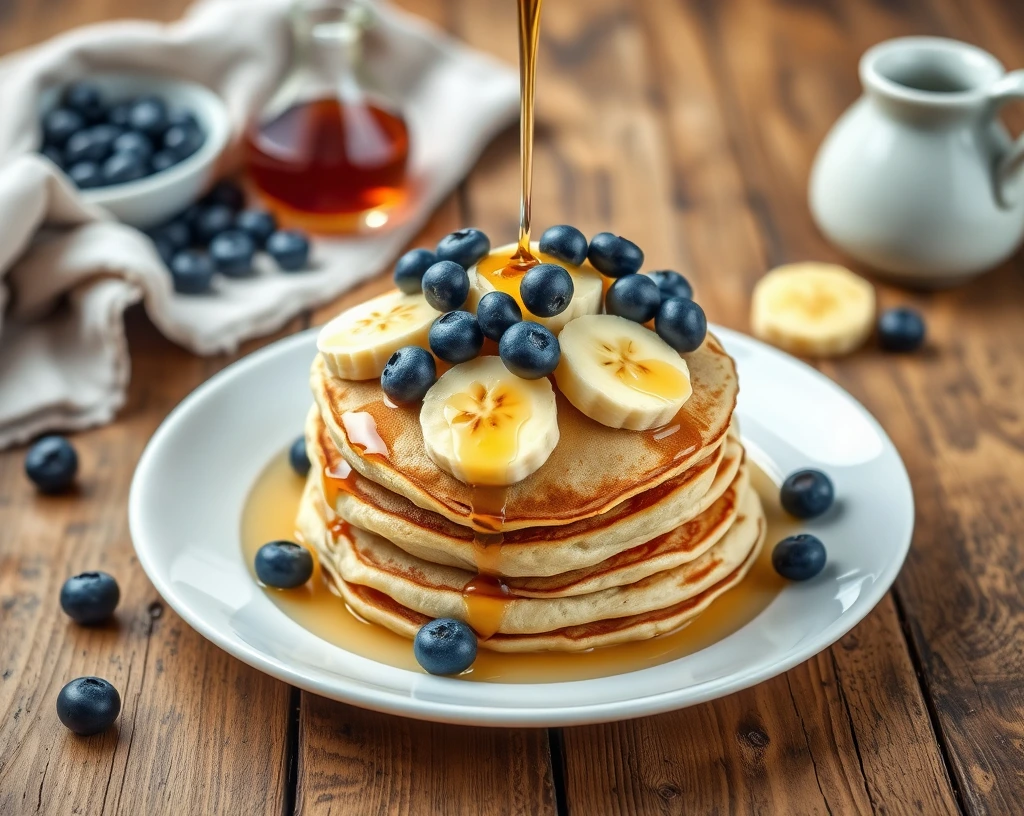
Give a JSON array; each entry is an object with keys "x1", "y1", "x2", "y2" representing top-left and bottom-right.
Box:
[
  {"x1": 317, "y1": 290, "x2": 436, "y2": 380},
  {"x1": 555, "y1": 314, "x2": 692, "y2": 431},
  {"x1": 751, "y1": 263, "x2": 875, "y2": 357},
  {"x1": 420, "y1": 356, "x2": 559, "y2": 486},
  {"x1": 466, "y1": 242, "x2": 603, "y2": 334}
]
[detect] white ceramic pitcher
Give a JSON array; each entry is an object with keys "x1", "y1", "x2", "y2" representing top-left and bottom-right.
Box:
[{"x1": 810, "y1": 37, "x2": 1024, "y2": 288}]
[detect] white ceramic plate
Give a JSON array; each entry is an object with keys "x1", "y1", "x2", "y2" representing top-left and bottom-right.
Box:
[{"x1": 129, "y1": 327, "x2": 913, "y2": 726}]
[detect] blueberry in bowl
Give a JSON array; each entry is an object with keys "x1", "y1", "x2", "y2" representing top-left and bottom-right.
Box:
[{"x1": 38, "y1": 75, "x2": 230, "y2": 228}]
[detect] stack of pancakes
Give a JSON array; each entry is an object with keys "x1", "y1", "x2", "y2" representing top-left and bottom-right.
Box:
[{"x1": 297, "y1": 332, "x2": 765, "y2": 652}]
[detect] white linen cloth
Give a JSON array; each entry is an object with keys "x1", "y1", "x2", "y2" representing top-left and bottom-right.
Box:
[{"x1": 0, "y1": 0, "x2": 518, "y2": 448}]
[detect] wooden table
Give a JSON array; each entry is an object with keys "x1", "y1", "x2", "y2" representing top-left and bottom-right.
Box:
[{"x1": 3, "y1": 0, "x2": 1023, "y2": 812}]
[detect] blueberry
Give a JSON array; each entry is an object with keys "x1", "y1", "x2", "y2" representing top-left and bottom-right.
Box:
[
  {"x1": 42, "y1": 108, "x2": 85, "y2": 147},
  {"x1": 435, "y1": 228, "x2": 490, "y2": 269},
  {"x1": 152, "y1": 237, "x2": 176, "y2": 265},
  {"x1": 209, "y1": 230, "x2": 256, "y2": 277},
  {"x1": 266, "y1": 230, "x2": 311, "y2": 271},
  {"x1": 878, "y1": 307, "x2": 926, "y2": 352},
  {"x1": 101, "y1": 151, "x2": 148, "y2": 185},
  {"x1": 107, "y1": 101, "x2": 133, "y2": 128},
  {"x1": 150, "y1": 150, "x2": 178, "y2": 173},
  {"x1": 40, "y1": 145, "x2": 64, "y2": 168},
  {"x1": 476, "y1": 291, "x2": 522, "y2": 341},
  {"x1": 67, "y1": 161, "x2": 102, "y2": 190},
  {"x1": 587, "y1": 232, "x2": 644, "y2": 278},
  {"x1": 394, "y1": 248, "x2": 437, "y2": 295},
  {"x1": 61, "y1": 82, "x2": 105, "y2": 122},
  {"x1": 520, "y1": 263, "x2": 574, "y2": 318},
  {"x1": 421, "y1": 260, "x2": 469, "y2": 312},
  {"x1": 781, "y1": 469, "x2": 834, "y2": 519},
  {"x1": 235, "y1": 209, "x2": 278, "y2": 248},
  {"x1": 60, "y1": 572, "x2": 120, "y2": 625},
  {"x1": 414, "y1": 618, "x2": 477, "y2": 675},
  {"x1": 539, "y1": 224, "x2": 588, "y2": 266},
  {"x1": 163, "y1": 123, "x2": 204, "y2": 161},
  {"x1": 25, "y1": 435, "x2": 78, "y2": 493},
  {"x1": 167, "y1": 109, "x2": 199, "y2": 130},
  {"x1": 606, "y1": 273, "x2": 661, "y2": 323},
  {"x1": 112, "y1": 130, "x2": 153, "y2": 160},
  {"x1": 202, "y1": 179, "x2": 246, "y2": 211},
  {"x1": 65, "y1": 124, "x2": 122, "y2": 165},
  {"x1": 429, "y1": 311, "x2": 484, "y2": 364},
  {"x1": 56, "y1": 677, "x2": 121, "y2": 736},
  {"x1": 647, "y1": 269, "x2": 693, "y2": 300},
  {"x1": 127, "y1": 96, "x2": 168, "y2": 138},
  {"x1": 381, "y1": 346, "x2": 437, "y2": 404},
  {"x1": 254, "y1": 541, "x2": 314, "y2": 589},
  {"x1": 148, "y1": 219, "x2": 191, "y2": 253},
  {"x1": 499, "y1": 321, "x2": 560, "y2": 379},
  {"x1": 772, "y1": 534, "x2": 827, "y2": 581},
  {"x1": 289, "y1": 436, "x2": 311, "y2": 477},
  {"x1": 193, "y1": 204, "x2": 236, "y2": 244},
  {"x1": 169, "y1": 250, "x2": 215, "y2": 295},
  {"x1": 655, "y1": 297, "x2": 707, "y2": 352}
]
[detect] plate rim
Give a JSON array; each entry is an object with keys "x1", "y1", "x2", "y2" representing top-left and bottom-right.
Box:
[{"x1": 129, "y1": 325, "x2": 914, "y2": 726}]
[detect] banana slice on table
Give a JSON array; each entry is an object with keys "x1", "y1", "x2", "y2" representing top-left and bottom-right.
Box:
[
  {"x1": 556, "y1": 314, "x2": 692, "y2": 431},
  {"x1": 318, "y1": 290, "x2": 436, "y2": 380},
  {"x1": 751, "y1": 263, "x2": 875, "y2": 357},
  {"x1": 420, "y1": 356, "x2": 559, "y2": 486},
  {"x1": 466, "y1": 242, "x2": 603, "y2": 334}
]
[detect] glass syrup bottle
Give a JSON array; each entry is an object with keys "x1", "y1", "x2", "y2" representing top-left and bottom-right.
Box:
[{"x1": 244, "y1": 0, "x2": 410, "y2": 234}]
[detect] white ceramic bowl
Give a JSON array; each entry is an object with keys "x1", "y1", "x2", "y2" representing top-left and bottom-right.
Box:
[{"x1": 40, "y1": 74, "x2": 230, "y2": 228}]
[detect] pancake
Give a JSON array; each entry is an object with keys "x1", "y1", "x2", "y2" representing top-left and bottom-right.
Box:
[
  {"x1": 297, "y1": 474, "x2": 764, "y2": 637},
  {"x1": 304, "y1": 406, "x2": 741, "y2": 577},
  {"x1": 320, "y1": 528, "x2": 766, "y2": 654},
  {"x1": 309, "y1": 332, "x2": 738, "y2": 531}
]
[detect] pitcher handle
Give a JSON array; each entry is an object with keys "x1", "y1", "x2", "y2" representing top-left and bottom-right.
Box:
[{"x1": 990, "y1": 70, "x2": 1024, "y2": 208}]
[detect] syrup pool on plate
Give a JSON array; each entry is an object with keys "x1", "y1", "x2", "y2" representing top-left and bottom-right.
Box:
[{"x1": 240, "y1": 448, "x2": 790, "y2": 683}]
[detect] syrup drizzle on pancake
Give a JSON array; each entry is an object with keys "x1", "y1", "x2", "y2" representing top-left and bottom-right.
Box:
[{"x1": 464, "y1": 485, "x2": 516, "y2": 638}]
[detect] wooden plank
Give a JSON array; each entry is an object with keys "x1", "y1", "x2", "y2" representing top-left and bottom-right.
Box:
[
  {"x1": 0, "y1": 313, "x2": 298, "y2": 815},
  {"x1": 296, "y1": 697, "x2": 556, "y2": 816}
]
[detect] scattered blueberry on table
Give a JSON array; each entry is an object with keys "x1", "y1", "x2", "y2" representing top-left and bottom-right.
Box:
[
  {"x1": 587, "y1": 232, "x2": 644, "y2": 278},
  {"x1": 476, "y1": 291, "x2": 522, "y2": 341},
  {"x1": 393, "y1": 248, "x2": 437, "y2": 295},
  {"x1": 194, "y1": 204, "x2": 236, "y2": 244},
  {"x1": 655, "y1": 297, "x2": 707, "y2": 352},
  {"x1": 57, "y1": 677, "x2": 121, "y2": 736},
  {"x1": 235, "y1": 209, "x2": 278, "y2": 249},
  {"x1": 606, "y1": 273, "x2": 661, "y2": 323},
  {"x1": 25, "y1": 435, "x2": 78, "y2": 494},
  {"x1": 381, "y1": 346, "x2": 438, "y2": 404},
  {"x1": 60, "y1": 572, "x2": 120, "y2": 625},
  {"x1": 520, "y1": 263, "x2": 574, "y2": 318},
  {"x1": 414, "y1": 618, "x2": 478, "y2": 675},
  {"x1": 209, "y1": 230, "x2": 256, "y2": 277},
  {"x1": 254, "y1": 541, "x2": 314, "y2": 589},
  {"x1": 289, "y1": 436, "x2": 311, "y2": 477},
  {"x1": 169, "y1": 250, "x2": 215, "y2": 295},
  {"x1": 499, "y1": 321, "x2": 560, "y2": 379},
  {"x1": 878, "y1": 306, "x2": 926, "y2": 352},
  {"x1": 772, "y1": 534, "x2": 828, "y2": 581},
  {"x1": 39, "y1": 81, "x2": 206, "y2": 187},
  {"x1": 435, "y1": 228, "x2": 491, "y2": 269},
  {"x1": 422, "y1": 260, "x2": 470, "y2": 312},
  {"x1": 429, "y1": 311, "x2": 485, "y2": 364},
  {"x1": 265, "y1": 230, "x2": 312, "y2": 272},
  {"x1": 781, "y1": 469, "x2": 835, "y2": 519},
  {"x1": 539, "y1": 224, "x2": 588, "y2": 266}
]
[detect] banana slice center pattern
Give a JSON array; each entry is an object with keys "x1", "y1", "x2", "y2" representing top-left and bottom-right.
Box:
[
  {"x1": 597, "y1": 339, "x2": 691, "y2": 403},
  {"x1": 443, "y1": 379, "x2": 531, "y2": 485},
  {"x1": 348, "y1": 303, "x2": 422, "y2": 339}
]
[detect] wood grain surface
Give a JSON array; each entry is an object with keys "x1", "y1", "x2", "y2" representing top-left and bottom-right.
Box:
[{"x1": 1, "y1": 0, "x2": 1022, "y2": 813}]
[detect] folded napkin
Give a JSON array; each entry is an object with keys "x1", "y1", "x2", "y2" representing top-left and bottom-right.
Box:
[{"x1": 0, "y1": 0, "x2": 518, "y2": 449}]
